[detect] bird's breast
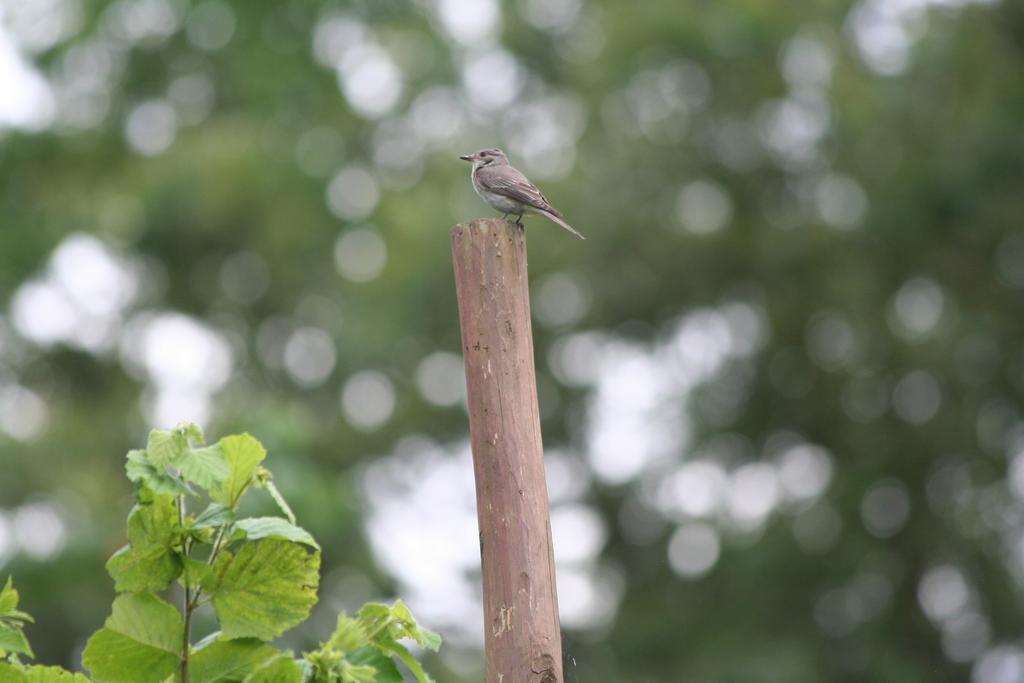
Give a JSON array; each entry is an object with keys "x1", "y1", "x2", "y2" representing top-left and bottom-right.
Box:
[
  {"x1": 480, "y1": 189, "x2": 523, "y2": 213},
  {"x1": 471, "y1": 170, "x2": 523, "y2": 213}
]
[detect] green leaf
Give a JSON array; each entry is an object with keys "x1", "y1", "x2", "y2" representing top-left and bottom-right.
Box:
[
  {"x1": 82, "y1": 593, "x2": 182, "y2": 683},
  {"x1": 339, "y1": 660, "x2": 386, "y2": 683},
  {"x1": 326, "y1": 613, "x2": 369, "y2": 654},
  {"x1": 0, "y1": 578, "x2": 20, "y2": 615},
  {"x1": 22, "y1": 666, "x2": 90, "y2": 682},
  {"x1": 349, "y1": 601, "x2": 441, "y2": 683},
  {"x1": 0, "y1": 663, "x2": 20, "y2": 683},
  {"x1": 175, "y1": 445, "x2": 230, "y2": 492},
  {"x1": 125, "y1": 450, "x2": 190, "y2": 497},
  {"x1": 211, "y1": 435, "x2": 267, "y2": 509},
  {"x1": 356, "y1": 602, "x2": 440, "y2": 651},
  {"x1": 261, "y1": 479, "x2": 296, "y2": 525},
  {"x1": 188, "y1": 503, "x2": 231, "y2": 543},
  {"x1": 346, "y1": 648, "x2": 402, "y2": 683},
  {"x1": 191, "y1": 503, "x2": 231, "y2": 531},
  {"x1": 389, "y1": 601, "x2": 442, "y2": 652},
  {"x1": 379, "y1": 641, "x2": 432, "y2": 683},
  {"x1": 188, "y1": 638, "x2": 279, "y2": 683},
  {"x1": 209, "y1": 540, "x2": 319, "y2": 641},
  {"x1": 231, "y1": 518, "x2": 319, "y2": 549},
  {"x1": 0, "y1": 578, "x2": 33, "y2": 658},
  {"x1": 106, "y1": 495, "x2": 183, "y2": 592},
  {"x1": 126, "y1": 495, "x2": 180, "y2": 547},
  {"x1": 241, "y1": 654, "x2": 304, "y2": 683},
  {"x1": 0, "y1": 629, "x2": 32, "y2": 659},
  {"x1": 146, "y1": 428, "x2": 186, "y2": 469},
  {"x1": 175, "y1": 421, "x2": 205, "y2": 445},
  {"x1": 179, "y1": 557, "x2": 213, "y2": 589},
  {"x1": 191, "y1": 630, "x2": 221, "y2": 652},
  {"x1": 310, "y1": 602, "x2": 440, "y2": 683},
  {"x1": 106, "y1": 544, "x2": 183, "y2": 593},
  {"x1": 124, "y1": 450, "x2": 150, "y2": 483},
  {"x1": 140, "y1": 425, "x2": 226, "y2": 494}
]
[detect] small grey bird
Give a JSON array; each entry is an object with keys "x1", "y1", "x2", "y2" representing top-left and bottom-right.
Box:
[{"x1": 459, "y1": 148, "x2": 585, "y2": 240}]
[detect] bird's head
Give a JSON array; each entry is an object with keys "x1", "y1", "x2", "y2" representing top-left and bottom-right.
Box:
[{"x1": 459, "y1": 148, "x2": 508, "y2": 168}]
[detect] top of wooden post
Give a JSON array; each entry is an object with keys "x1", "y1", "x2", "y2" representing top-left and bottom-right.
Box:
[
  {"x1": 450, "y1": 217, "x2": 524, "y2": 247},
  {"x1": 450, "y1": 216, "x2": 563, "y2": 683}
]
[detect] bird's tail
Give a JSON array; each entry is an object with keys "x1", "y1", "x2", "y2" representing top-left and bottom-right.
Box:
[{"x1": 541, "y1": 209, "x2": 586, "y2": 240}]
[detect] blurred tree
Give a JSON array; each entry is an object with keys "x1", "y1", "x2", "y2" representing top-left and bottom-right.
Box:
[{"x1": 1, "y1": 0, "x2": 1022, "y2": 681}]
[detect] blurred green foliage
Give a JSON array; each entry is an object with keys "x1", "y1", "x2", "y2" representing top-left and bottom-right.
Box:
[{"x1": 2, "y1": 0, "x2": 1023, "y2": 681}]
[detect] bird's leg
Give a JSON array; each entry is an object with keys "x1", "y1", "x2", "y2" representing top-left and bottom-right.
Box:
[{"x1": 515, "y1": 213, "x2": 524, "y2": 228}]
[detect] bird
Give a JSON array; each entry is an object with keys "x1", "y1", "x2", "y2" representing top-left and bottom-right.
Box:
[{"x1": 459, "y1": 148, "x2": 585, "y2": 240}]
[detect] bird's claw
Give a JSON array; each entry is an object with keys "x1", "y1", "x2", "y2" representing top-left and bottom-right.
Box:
[{"x1": 501, "y1": 212, "x2": 524, "y2": 229}]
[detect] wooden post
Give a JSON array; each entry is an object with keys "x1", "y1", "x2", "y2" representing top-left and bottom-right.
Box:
[{"x1": 451, "y1": 218, "x2": 563, "y2": 683}]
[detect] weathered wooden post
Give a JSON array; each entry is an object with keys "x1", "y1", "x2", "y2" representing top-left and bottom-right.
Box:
[{"x1": 451, "y1": 218, "x2": 563, "y2": 683}]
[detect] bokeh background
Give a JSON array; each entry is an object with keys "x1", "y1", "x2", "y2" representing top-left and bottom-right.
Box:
[{"x1": 2, "y1": 0, "x2": 1024, "y2": 680}]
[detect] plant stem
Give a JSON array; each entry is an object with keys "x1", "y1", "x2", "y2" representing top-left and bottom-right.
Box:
[
  {"x1": 182, "y1": 514, "x2": 231, "y2": 631},
  {"x1": 182, "y1": 587, "x2": 191, "y2": 683},
  {"x1": 179, "y1": 494, "x2": 191, "y2": 683},
  {"x1": 206, "y1": 522, "x2": 229, "y2": 568}
]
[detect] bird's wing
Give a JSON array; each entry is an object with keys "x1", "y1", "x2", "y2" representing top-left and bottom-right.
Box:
[{"x1": 478, "y1": 165, "x2": 562, "y2": 217}]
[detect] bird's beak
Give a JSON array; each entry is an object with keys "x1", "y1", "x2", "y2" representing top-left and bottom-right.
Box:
[{"x1": 459, "y1": 154, "x2": 472, "y2": 162}]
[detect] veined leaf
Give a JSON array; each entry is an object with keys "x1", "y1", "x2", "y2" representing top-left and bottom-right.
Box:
[
  {"x1": 0, "y1": 577, "x2": 34, "y2": 658},
  {"x1": 175, "y1": 421, "x2": 204, "y2": 445},
  {"x1": 326, "y1": 613, "x2": 369, "y2": 654},
  {"x1": 377, "y1": 640, "x2": 433, "y2": 683},
  {"x1": 190, "y1": 503, "x2": 232, "y2": 530},
  {"x1": 126, "y1": 495, "x2": 179, "y2": 547},
  {"x1": 106, "y1": 495, "x2": 183, "y2": 592},
  {"x1": 106, "y1": 544, "x2": 182, "y2": 593},
  {"x1": 339, "y1": 660, "x2": 385, "y2": 683},
  {"x1": 189, "y1": 503, "x2": 231, "y2": 544},
  {"x1": 356, "y1": 601, "x2": 440, "y2": 651},
  {"x1": 27, "y1": 666, "x2": 91, "y2": 682},
  {"x1": 346, "y1": 647, "x2": 403, "y2": 683},
  {"x1": 189, "y1": 631, "x2": 223, "y2": 656},
  {"x1": 352, "y1": 601, "x2": 441, "y2": 683},
  {"x1": 175, "y1": 445, "x2": 229, "y2": 492},
  {"x1": 125, "y1": 450, "x2": 190, "y2": 497},
  {"x1": 241, "y1": 653, "x2": 304, "y2": 683},
  {"x1": 145, "y1": 428, "x2": 186, "y2": 469},
  {"x1": 231, "y1": 517, "x2": 319, "y2": 549},
  {"x1": 179, "y1": 557, "x2": 213, "y2": 589},
  {"x1": 140, "y1": 426, "x2": 228, "y2": 495},
  {"x1": 389, "y1": 601, "x2": 442, "y2": 652},
  {"x1": 261, "y1": 479, "x2": 296, "y2": 525},
  {"x1": 144, "y1": 422, "x2": 203, "y2": 472},
  {"x1": 0, "y1": 662, "x2": 20, "y2": 683},
  {"x1": 0, "y1": 577, "x2": 21, "y2": 615},
  {"x1": 82, "y1": 593, "x2": 182, "y2": 683},
  {"x1": 0, "y1": 628, "x2": 33, "y2": 659},
  {"x1": 309, "y1": 602, "x2": 439, "y2": 683},
  {"x1": 209, "y1": 540, "x2": 319, "y2": 641},
  {"x1": 211, "y1": 434, "x2": 266, "y2": 509},
  {"x1": 3, "y1": 665, "x2": 91, "y2": 682},
  {"x1": 130, "y1": 423, "x2": 220, "y2": 496},
  {"x1": 188, "y1": 638, "x2": 280, "y2": 683}
]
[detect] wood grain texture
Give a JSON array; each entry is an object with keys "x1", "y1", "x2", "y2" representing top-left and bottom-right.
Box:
[{"x1": 450, "y1": 218, "x2": 563, "y2": 683}]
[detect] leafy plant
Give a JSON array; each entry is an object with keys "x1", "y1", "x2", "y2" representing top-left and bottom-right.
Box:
[{"x1": 0, "y1": 424, "x2": 441, "y2": 683}]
